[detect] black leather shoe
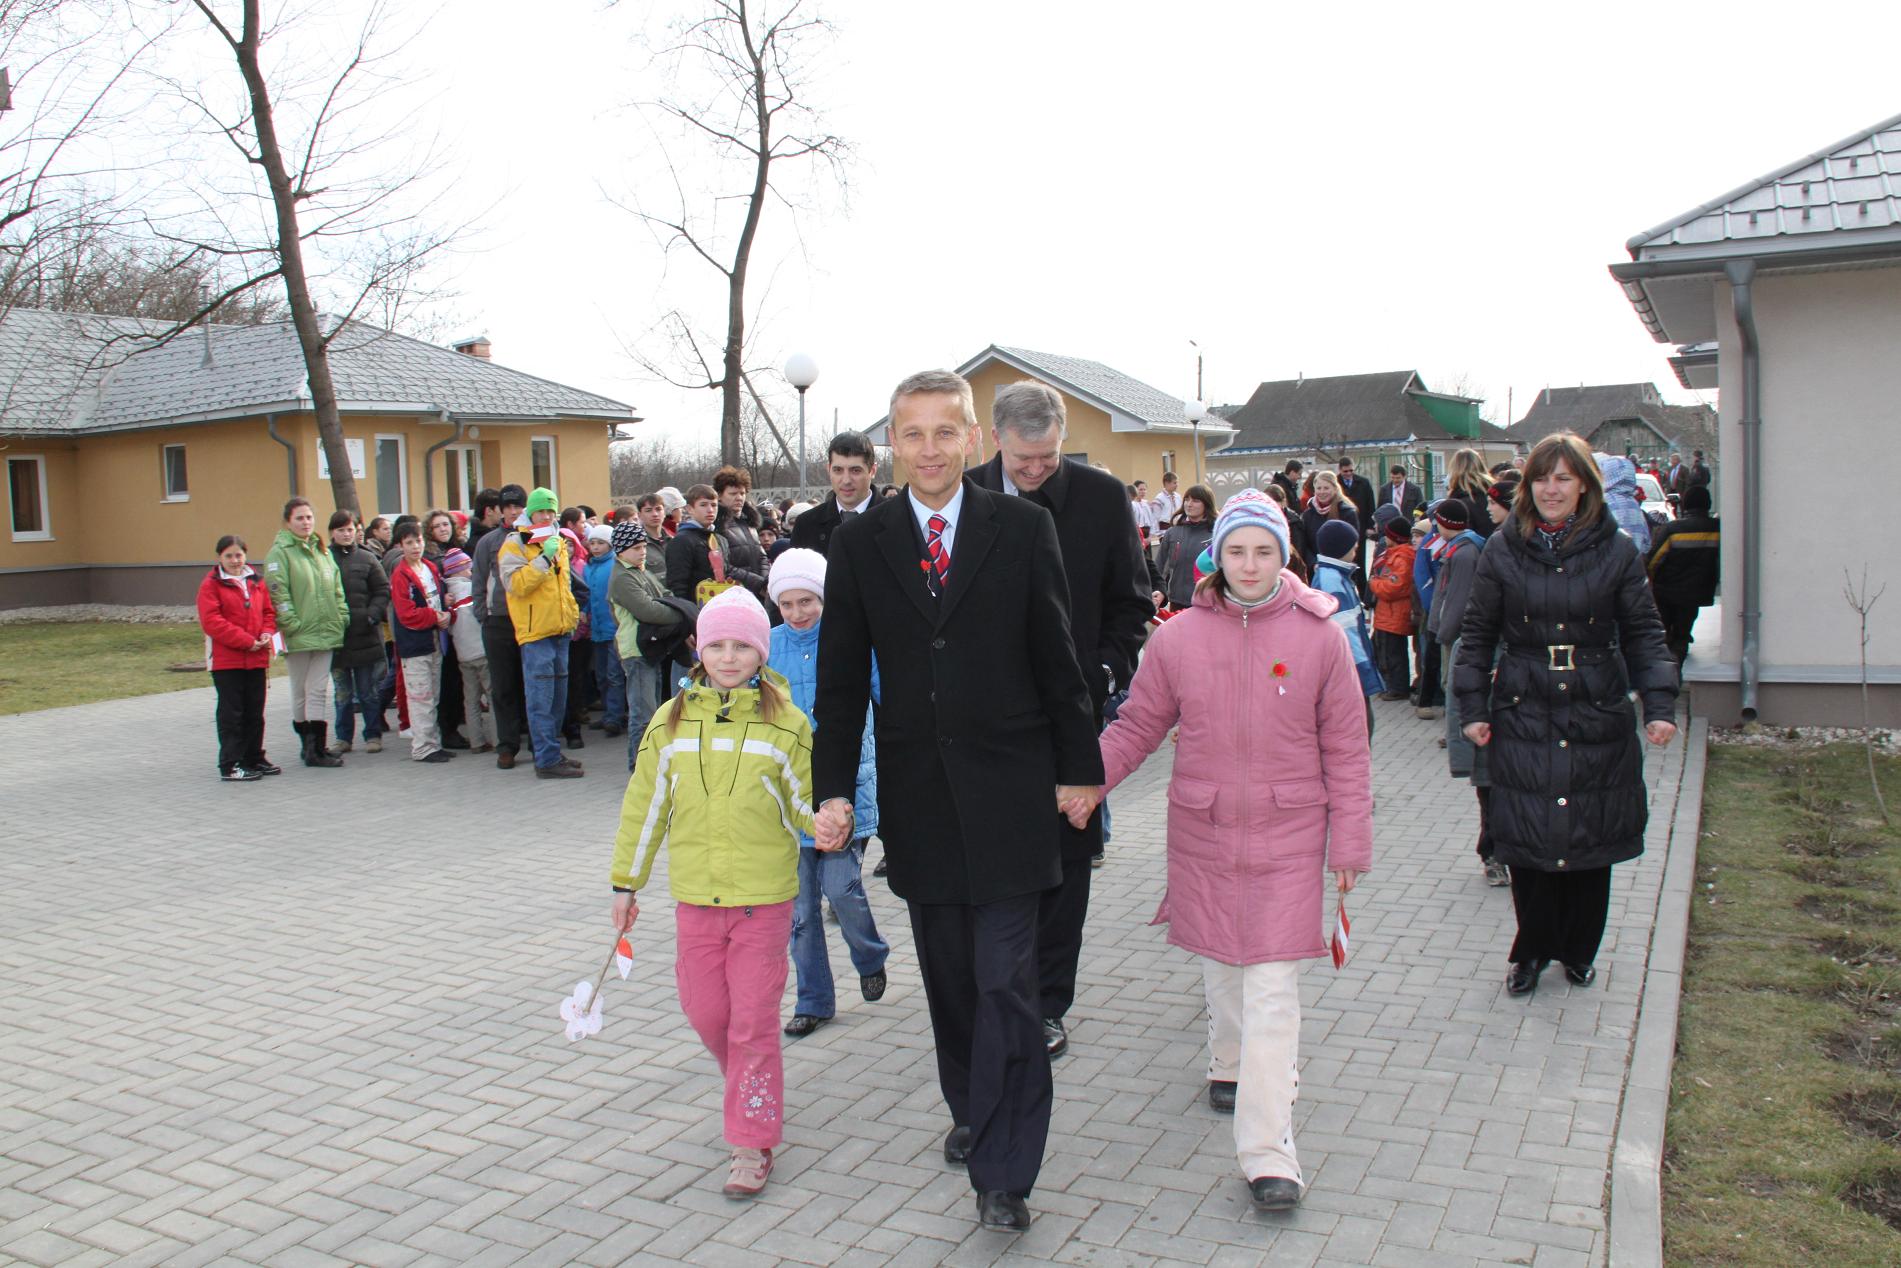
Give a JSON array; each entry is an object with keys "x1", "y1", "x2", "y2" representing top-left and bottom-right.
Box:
[
  {"x1": 1208, "y1": 1080, "x2": 1238, "y2": 1113},
  {"x1": 1563, "y1": 963, "x2": 1597, "y2": 987},
  {"x1": 1506, "y1": 960, "x2": 1549, "y2": 997},
  {"x1": 1248, "y1": 1176, "x2": 1302, "y2": 1211},
  {"x1": 860, "y1": 971, "x2": 887, "y2": 1002},
  {"x1": 249, "y1": 758, "x2": 282, "y2": 776},
  {"x1": 442, "y1": 731, "x2": 470, "y2": 749},
  {"x1": 976, "y1": 1190, "x2": 1030, "y2": 1231},
  {"x1": 1043, "y1": 1017, "x2": 1068, "y2": 1058},
  {"x1": 871, "y1": 854, "x2": 888, "y2": 877},
  {"x1": 943, "y1": 1125, "x2": 971, "y2": 1164},
  {"x1": 782, "y1": 1013, "x2": 829, "y2": 1039}
]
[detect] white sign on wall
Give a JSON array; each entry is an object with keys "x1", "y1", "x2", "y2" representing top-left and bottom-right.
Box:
[{"x1": 315, "y1": 437, "x2": 367, "y2": 480}]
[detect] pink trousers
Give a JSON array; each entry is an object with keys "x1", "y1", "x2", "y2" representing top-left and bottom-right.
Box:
[{"x1": 675, "y1": 900, "x2": 792, "y2": 1150}]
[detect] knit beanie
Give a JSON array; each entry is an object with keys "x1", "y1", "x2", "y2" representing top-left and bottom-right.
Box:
[
  {"x1": 767, "y1": 547, "x2": 827, "y2": 605},
  {"x1": 1383, "y1": 516, "x2": 1412, "y2": 545},
  {"x1": 586, "y1": 524, "x2": 613, "y2": 545},
  {"x1": 1433, "y1": 498, "x2": 1470, "y2": 529},
  {"x1": 1682, "y1": 485, "x2": 1712, "y2": 516},
  {"x1": 440, "y1": 547, "x2": 472, "y2": 576},
  {"x1": 1487, "y1": 477, "x2": 1519, "y2": 509},
  {"x1": 695, "y1": 587, "x2": 771, "y2": 663},
  {"x1": 1211, "y1": 489, "x2": 1291, "y2": 565},
  {"x1": 610, "y1": 519, "x2": 648, "y2": 553},
  {"x1": 525, "y1": 487, "x2": 559, "y2": 515},
  {"x1": 1315, "y1": 519, "x2": 1360, "y2": 562}
]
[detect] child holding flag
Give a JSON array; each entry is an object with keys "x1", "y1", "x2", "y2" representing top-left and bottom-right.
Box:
[
  {"x1": 610, "y1": 587, "x2": 820, "y2": 1199},
  {"x1": 1079, "y1": 489, "x2": 1372, "y2": 1213}
]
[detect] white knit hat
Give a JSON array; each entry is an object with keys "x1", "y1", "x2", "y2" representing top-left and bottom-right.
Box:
[{"x1": 767, "y1": 547, "x2": 827, "y2": 605}]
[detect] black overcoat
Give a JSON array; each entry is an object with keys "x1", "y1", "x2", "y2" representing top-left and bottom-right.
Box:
[
  {"x1": 813, "y1": 478, "x2": 1103, "y2": 905},
  {"x1": 970, "y1": 455, "x2": 1152, "y2": 859},
  {"x1": 790, "y1": 495, "x2": 844, "y2": 555},
  {"x1": 330, "y1": 542, "x2": 390, "y2": 669},
  {"x1": 1452, "y1": 516, "x2": 1677, "y2": 872}
]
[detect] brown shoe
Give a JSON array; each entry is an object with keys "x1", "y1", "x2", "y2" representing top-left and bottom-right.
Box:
[
  {"x1": 495, "y1": 749, "x2": 516, "y2": 769},
  {"x1": 722, "y1": 1147, "x2": 771, "y2": 1198}
]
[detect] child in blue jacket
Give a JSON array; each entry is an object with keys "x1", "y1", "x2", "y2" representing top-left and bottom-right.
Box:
[
  {"x1": 765, "y1": 548, "x2": 890, "y2": 1039},
  {"x1": 582, "y1": 526, "x2": 626, "y2": 735}
]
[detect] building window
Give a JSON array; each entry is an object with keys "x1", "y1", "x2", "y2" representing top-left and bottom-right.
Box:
[
  {"x1": 374, "y1": 435, "x2": 407, "y2": 518},
  {"x1": 161, "y1": 443, "x2": 189, "y2": 501},
  {"x1": 530, "y1": 436, "x2": 556, "y2": 493},
  {"x1": 1161, "y1": 450, "x2": 1176, "y2": 479},
  {"x1": 7, "y1": 455, "x2": 51, "y2": 541},
  {"x1": 442, "y1": 444, "x2": 481, "y2": 513}
]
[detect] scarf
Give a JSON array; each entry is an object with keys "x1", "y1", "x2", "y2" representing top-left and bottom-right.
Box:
[{"x1": 1534, "y1": 513, "x2": 1578, "y2": 552}]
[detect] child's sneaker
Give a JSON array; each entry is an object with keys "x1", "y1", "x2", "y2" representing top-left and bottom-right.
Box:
[
  {"x1": 722, "y1": 1147, "x2": 772, "y2": 1198},
  {"x1": 365, "y1": 736, "x2": 382, "y2": 753}
]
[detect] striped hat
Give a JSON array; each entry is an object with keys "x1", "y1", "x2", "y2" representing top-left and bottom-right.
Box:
[{"x1": 1212, "y1": 489, "x2": 1292, "y2": 565}]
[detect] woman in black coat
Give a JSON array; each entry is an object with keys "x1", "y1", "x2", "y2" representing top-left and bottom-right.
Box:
[
  {"x1": 328, "y1": 512, "x2": 390, "y2": 752},
  {"x1": 1156, "y1": 484, "x2": 1215, "y2": 611},
  {"x1": 1453, "y1": 433, "x2": 1678, "y2": 998}
]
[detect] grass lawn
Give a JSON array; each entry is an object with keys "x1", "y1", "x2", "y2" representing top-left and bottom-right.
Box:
[
  {"x1": 1664, "y1": 741, "x2": 1901, "y2": 1265},
  {"x1": 0, "y1": 621, "x2": 281, "y2": 716}
]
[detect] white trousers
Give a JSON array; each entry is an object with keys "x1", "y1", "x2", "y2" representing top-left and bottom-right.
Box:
[
  {"x1": 1202, "y1": 956, "x2": 1301, "y2": 1185},
  {"x1": 400, "y1": 651, "x2": 442, "y2": 759},
  {"x1": 284, "y1": 649, "x2": 332, "y2": 723}
]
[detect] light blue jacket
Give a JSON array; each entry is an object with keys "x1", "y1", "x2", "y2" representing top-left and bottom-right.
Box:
[
  {"x1": 769, "y1": 617, "x2": 879, "y2": 844},
  {"x1": 1311, "y1": 556, "x2": 1383, "y2": 696},
  {"x1": 583, "y1": 554, "x2": 618, "y2": 642}
]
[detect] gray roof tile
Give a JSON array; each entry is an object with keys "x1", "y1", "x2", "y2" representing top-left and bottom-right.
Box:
[
  {"x1": 0, "y1": 308, "x2": 631, "y2": 435},
  {"x1": 968, "y1": 345, "x2": 1233, "y2": 434}
]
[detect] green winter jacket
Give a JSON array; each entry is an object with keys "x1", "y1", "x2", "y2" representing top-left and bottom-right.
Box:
[
  {"x1": 607, "y1": 558, "x2": 680, "y2": 662},
  {"x1": 611, "y1": 667, "x2": 815, "y2": 906},
  {"x1": 262, "y1": 528, "x2": 348, "y2": 652}
]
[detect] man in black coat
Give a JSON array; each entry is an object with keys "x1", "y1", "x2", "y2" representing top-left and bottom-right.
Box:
[
  {"x1": 790, "y1": 429, "x2": 880, "y2": 557},
  {"x1": 1270, "y1": 459, "x2": 1304, "y2": 506},
  {"x1": 1336, "y1": 456, "x2": 1379, "y2": 570},
  {"x1": 813, "y1": 370, "x2": 1102, "y2": 1233},
  {"x1": 969, "y1": 380, "x2": 1152, "y2": 1060},
  {"x1": 1375, "y1": 463, "x2": 1424, "y2": 522}
]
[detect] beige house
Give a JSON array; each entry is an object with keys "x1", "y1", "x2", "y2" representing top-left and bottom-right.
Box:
[
  {"x1": 0, "y1": 311, "x2": 633, "y2": 608},
  {"x1": 867, "y1": 345, "x2": 1234, "y2": 487},
  {"x1": 1611, "y1": 109, "x2": 1901, "y2": 725}
]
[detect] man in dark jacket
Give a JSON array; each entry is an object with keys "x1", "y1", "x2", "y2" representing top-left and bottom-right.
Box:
[
  {"x1": 1645, "y1": 484, "x2": 1719, "y2": 662},
  {"x1": 1270, "y1": 459, "x2": 1304, "y2": 506},
  {"x1": 665, "y1": 484, "x2": 728, "y2": 602},
  {"x1": 1375, "y1": 464, "x2": 1424, "y2": 523},
  {"x1": 970, "y1": 381, "x2": 1152, "y2": 1060},
  {"x1": 472, "y1": 484, "x2": 529, "y2": 768},
  {"x1": 813, "y1": 369, "x2": 1102, "y2": 1233},
  {"x1": 328, "y1": 512, "x2": 390, "y2": 753},
  {"x1": 791, "y1": 429, "x2": 879, "y2": 556}
]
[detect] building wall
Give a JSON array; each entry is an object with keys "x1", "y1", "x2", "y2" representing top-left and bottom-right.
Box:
[
  {"x1": 0, "y1": 412, "x2": 612, "y2": 608},
  {"x1": 1712, "y1": 264, "x2": 1901, "y2": 688},
  {"x1": 955, "y1": 361, "x2": 1205, "y2": 487}
]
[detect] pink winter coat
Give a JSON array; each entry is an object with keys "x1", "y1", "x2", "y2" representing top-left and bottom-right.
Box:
[{"x1": 1099, "y1": 574, "x2": 1374, "y2": 965}]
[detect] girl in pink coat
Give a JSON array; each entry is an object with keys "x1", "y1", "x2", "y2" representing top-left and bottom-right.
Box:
[{"x1": 1093, "y1": 488, "x2": 1373, "y2": 1213}]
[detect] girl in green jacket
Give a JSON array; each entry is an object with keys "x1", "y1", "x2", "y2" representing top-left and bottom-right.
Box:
[
  {"x1": 262, "y1": 497, "x2": 349, "y2": 767},
  {"x1": 610, "y1": 587, "x2": 819, "y2": 1200}
]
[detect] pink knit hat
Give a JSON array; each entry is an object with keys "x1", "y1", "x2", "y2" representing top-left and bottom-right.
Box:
[{"x1": 695, "y1": 587, "x2": 771, "y2": 663}]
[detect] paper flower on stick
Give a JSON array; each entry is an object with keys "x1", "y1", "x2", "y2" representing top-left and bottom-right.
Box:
[
  {"x1": 615, "y1": 936, "x2": 634, "y2": 980},
  {"x1": 561, "y1": 980, "x2": 604, "y2": 1042}
]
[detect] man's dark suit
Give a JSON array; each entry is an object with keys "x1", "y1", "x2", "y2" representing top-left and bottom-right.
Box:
[
  {"x1": 1376, "y1": 479, "x2": 1424, "y2": 522},
  {"x1": 970, "y1": 454, "x2": 1152, "y2": 1023},
  {"x1": 789, "y1": 493, "x2": 870, "y2": 556},
  {"x1": 813, "y1": 477, "x2": 1102, "y2": 1198}
]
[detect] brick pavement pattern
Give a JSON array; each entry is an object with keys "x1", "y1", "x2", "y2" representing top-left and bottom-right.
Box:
[{"x1": 0, "y1": 686, "x2": 1686, "y2": 1266}]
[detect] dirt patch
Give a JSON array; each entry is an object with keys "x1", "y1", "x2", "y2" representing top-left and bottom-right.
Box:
[
  {"x1": 1843, "y1": 1169, "x2": 1901, "y2": 1231},
  {"x1": 1801, "y1": 894, "x2": 1899, "y2": 925},
  {"x1": 1823, "y1": 1024, "x2": 1901, "y2": 1076},
  {"x1": 1795, "y1": 860, "x2": 1887, "y2": 890},
  {"x1": 1835, "y1": 1090, "x2": 1901, "y2": 1145},
  {"x1": 1785, "y1": 828, "x2": 1881, "y2": 860},
  {"x1": 1816, "y1": 936, "x2": 1901, "y2": 967}
]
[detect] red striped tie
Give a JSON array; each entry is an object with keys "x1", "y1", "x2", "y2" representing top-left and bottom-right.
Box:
[{"x1": 926, "y1": 514, "x2": 950, "y2": 590}]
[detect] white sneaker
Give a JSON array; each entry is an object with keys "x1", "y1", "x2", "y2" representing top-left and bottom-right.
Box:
[{"x1": 722, "y1": 1147, "x2": 771, "y2": 1198}]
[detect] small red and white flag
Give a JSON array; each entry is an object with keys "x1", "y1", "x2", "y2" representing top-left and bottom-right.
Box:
[
  {"x1": 614, "y1": 936, "x2": 634, "y2": 980},
  {"x1": 1330, "y1": 898, "x2": 1351, "y2": 969}
]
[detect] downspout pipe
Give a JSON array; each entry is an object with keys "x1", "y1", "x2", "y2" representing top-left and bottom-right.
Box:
[
  {"x1": 1725, "y1": 259, "x2": 1763, "y2": 721},
  {"x1": 422, "y1": 409, "x2": 461, "y2": 509},
  {"x1": 265, "y1": 412, "x2": 297, "y2": 496}
]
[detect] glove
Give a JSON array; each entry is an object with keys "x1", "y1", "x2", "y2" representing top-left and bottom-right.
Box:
[{"x1": 541, "y1": 536, "x2": 562, "y2": 560}]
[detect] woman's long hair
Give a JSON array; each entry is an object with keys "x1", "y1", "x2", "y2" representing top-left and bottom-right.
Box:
[
  {"x1": 1174, "y1": 484, "x2": 1215, "y2": 526},
  {"x1": 1511, "y1": 432, "x2": 1606, "y2": 538},
  {"x1": 665, "y1": 662, "x2": 789, "y2": 734},
  {"x1": 1311, "y1": 470, "x2": 1355, "y2": 515},
  {"x1": 1447, "y1": 447, "x2": 1488, "y2": 498}
]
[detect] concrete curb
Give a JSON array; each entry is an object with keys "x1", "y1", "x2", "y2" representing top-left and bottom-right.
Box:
[{"x1": 1608, "y1": 714, "x2": 1709, "y2": 1267}]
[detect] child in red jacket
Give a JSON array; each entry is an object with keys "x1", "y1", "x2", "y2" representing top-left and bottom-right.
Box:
[
  {"x1": 389, "y1": 522, "x2": 456, "y2": 764},
  {"x1": 1367, "y1": 517, "x2": 1416, "y2": 699},
  {"x1": 195, "y1": 534, "x2": 280, "y2": 782}
]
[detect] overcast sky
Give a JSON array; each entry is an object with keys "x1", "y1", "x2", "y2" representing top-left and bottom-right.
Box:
[{"x1": 295, "y1": 1, "x2": 1901, "y2": 446}]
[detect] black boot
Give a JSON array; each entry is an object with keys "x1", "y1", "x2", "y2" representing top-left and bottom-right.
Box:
[
  {"x1": 306, "y1": 721, "x2": 344, "y2": 767},
  {"x1": 291, "y1": 720, "x2": 310, "y2": 763}
]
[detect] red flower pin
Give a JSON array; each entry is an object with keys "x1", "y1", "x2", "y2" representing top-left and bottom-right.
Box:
[{"x1": 1272, "y1": 661, "x2": 1289, "y2": 678}]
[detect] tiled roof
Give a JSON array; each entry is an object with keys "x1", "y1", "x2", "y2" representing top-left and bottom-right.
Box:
[
  {"x1": 1627, "y1": 111, "x2": 1901, "y2": 258},
  {"x1": 1218, "y1": 370, "x2": 1461, "y2": 452},
  {"x1": 964, "y1": 345, "x2": 1233, "y2": 435},
  {"x1": 0, "y1": 308, "x2": 632, "y2": 435},
  {"x1": 1504, "y1": 383, "x2": 1718, "y2": 453}
]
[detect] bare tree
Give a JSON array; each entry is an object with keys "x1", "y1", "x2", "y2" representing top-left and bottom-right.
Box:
[
  {"x1": 5, "y1": 222, "x2": 285, "y2": 321},
  {"x1": 620, "y1": 0, "x2": 848, "y2": 466},
  {"x1": 1843, "y1": 565, "x2": 1892, "y2": 825},
  {"x1": 151, "y1": 0, "x2": 456, "y2": 514}
]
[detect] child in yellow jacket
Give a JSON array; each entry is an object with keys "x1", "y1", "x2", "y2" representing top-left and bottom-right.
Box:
[{"x1": 611, "y1": 587, "x2": 820, "y2": 1199}]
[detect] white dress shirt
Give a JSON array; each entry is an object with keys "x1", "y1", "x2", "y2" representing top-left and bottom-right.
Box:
[{"x1": 908, "y1": 483, "x2": 964, "y2": 565}]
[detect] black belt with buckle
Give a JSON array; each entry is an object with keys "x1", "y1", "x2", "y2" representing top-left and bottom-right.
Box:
[{"x1": 1503, "y1": 643, "x2": 1615, "y2": 671}]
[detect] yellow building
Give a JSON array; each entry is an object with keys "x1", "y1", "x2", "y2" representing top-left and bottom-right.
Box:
[
  {"x1": 0, "y1": 311, "x2": 632, "y2": 608},
  {"x1": 867, "y1": 345, "x2": 1234, "y2": 487}
]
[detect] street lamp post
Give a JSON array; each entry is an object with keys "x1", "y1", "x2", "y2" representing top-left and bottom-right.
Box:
[
  {"x1": 1184, "y1": 399, "x2": 1208, "y2": 485},
  {"x1": 784, "y1": 353, "x2": 819, "y2": 498}
]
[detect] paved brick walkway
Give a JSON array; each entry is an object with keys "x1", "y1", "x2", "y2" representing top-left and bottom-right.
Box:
[{"x1": 0, "y1": 685, "x2": 1686, "y2": 1266}]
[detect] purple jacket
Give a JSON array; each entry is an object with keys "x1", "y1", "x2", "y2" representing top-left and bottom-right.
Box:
[{"x1": 1099, "y1": 574, "x2": 1374, "y2": 965}]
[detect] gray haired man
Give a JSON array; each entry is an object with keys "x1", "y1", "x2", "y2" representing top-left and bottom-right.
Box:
[{"x1": 970, "y1": 380, "x2": 1154, "y2": 1058}]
